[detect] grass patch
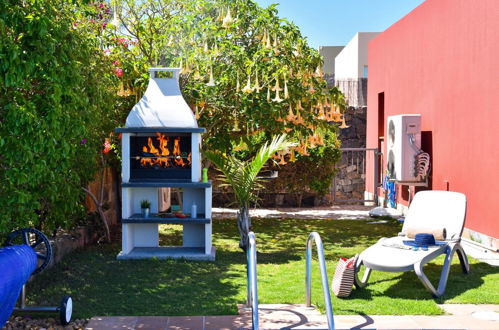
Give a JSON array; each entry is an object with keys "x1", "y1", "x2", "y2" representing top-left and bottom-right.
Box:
[{"x1": 26, "y1": 218, "x2": 499, "y2": 318}]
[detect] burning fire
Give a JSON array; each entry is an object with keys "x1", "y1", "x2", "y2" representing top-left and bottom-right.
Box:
[
  {"x1": 173, "y1": 137, "x2": 185, "y2": 167},
  {"x1": 140, "y1": 133, "x2": 191, "y2": 168}
]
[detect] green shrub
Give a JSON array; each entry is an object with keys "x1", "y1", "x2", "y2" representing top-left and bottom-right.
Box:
[
  {"x1": 268, "y1": 130, "x2": 341, "y2": 197},
  {"x1": 0, "y1": 0, "x2": 116, "y2": 234}
]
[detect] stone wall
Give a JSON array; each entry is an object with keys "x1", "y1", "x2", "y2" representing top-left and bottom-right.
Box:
[
  {"x1": 333, "y1": 163, "x2": 366, "y2": 202},
  {"x1": 340, "y1": 106, "x2": 366, "y2": 148},
  {"x1": 333, "y1": 106, "x2": 368, "y2": 202}
]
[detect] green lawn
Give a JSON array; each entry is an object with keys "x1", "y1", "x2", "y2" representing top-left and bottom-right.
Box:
[{"x1": 26, "y1": 218, "x2": 499, "y2": 318}]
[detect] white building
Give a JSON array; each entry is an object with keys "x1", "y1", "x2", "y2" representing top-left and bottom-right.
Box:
[
  {"x1": 334, "y1": 32, "x2": 379, "y2": 80},
  {"x1": 321, "y1": 32, "x2": 379, "y2": 108},
  {"x1": 319, "y1": 46, "x2": 344, "y2": 84}
]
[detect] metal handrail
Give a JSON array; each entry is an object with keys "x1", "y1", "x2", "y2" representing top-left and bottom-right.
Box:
[
  {"x1": 306, "y1": 232, "x2": 335, "y2": 330},
  {"x1": 246, "y1": 231, "x2": 259, "y2": 330}
]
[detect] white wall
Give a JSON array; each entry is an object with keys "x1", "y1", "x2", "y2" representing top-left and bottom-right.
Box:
[
  {"x1": 357, "y1": 32, "x2": 380, "y2": 78},
  {"x1": 334, "y1": 32, "x2": 380, "y2": 79},
  {"x1": 319, "y1": 46, "x2": 344, "y2": 75},
  {"x1": 334, "y1": 33, "x2": 359, "y2": 79}
]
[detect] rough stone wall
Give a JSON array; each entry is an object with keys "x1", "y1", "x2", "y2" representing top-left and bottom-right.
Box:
[
  {"x1": 333, "y1": 106, "x2": 368, "y2": 202},
  {"x1": 340, "y1": 106, "x2": 366, "y2": 148},
  {"x1": 334, "y1": 163, "x2": 366, "y2": 202}
]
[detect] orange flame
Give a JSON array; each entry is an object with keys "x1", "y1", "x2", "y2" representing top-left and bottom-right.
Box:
[
  {"x1": 173, "y1": 137, "x2": 186, "y2": 167},
  {"x1": 139, "y1": 134, "x2": 191, "y2": 168}
]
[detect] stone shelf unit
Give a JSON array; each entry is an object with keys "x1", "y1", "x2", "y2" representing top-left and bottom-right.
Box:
[
  {"x1": 122, "y1": 214, "x2": 210, "y2": 224},
  {"x1": 118, "y1": 181, "x2": 215, "y2": 261}
]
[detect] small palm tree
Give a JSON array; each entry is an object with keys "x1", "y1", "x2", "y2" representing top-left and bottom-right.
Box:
[{"x1": 204, "y1": 134, "x2": 295, "y2": 251}]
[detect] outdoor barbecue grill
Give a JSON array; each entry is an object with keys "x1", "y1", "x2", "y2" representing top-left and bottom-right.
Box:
[{"x1": 115, "y1": 68, "x2": 215, "y2": 261}]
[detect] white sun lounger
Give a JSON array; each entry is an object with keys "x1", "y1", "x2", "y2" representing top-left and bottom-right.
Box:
[{"x1": 354, "y1": 190, "x2": 470, "y2": 297}]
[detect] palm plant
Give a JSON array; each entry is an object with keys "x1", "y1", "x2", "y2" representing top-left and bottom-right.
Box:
[{"x1": 204, "y1": 134, "x2": 295, "y2": 251}]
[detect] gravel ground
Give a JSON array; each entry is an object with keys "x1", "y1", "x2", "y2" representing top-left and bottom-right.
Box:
[{"x1": 2, "y1": 316, "x2": 87, "y2": 330}]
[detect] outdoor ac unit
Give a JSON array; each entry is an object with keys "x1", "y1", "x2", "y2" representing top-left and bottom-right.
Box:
[{"x1": 386, "y1": 114, "x2": 421, "y2": 181}]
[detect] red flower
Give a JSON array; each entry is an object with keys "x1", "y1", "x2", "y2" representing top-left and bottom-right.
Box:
[
  {"x1": 112, "y1": 60, "x2": 120, "y2": 66},
  {"x1": 103, "y1": 139, "x2": 112, "y2": 154},
  {"x1": 115, "y1": 67, "x2": 123, "y2": 77}
]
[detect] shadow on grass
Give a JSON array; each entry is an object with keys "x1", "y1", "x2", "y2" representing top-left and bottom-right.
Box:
[
  {"x1": 24, "y1": 218, "x2": 498, "y2": 318},
  {"x1": 384, "y1": 261, "x2": 499, "y2": 302},
  {"x1": 349, "y1": 261, "x2": 499, "y2": 303},
  {"x1": 27, "y1": 244, "x2": 244, "y2": 318}
]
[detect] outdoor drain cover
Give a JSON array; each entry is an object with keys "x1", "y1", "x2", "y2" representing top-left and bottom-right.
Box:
[{"x1": 471, "y1": 310, "x2": 499, "y2": 321}]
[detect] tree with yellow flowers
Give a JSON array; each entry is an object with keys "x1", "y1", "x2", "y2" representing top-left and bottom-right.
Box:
[
  {"x1": 108, "y1": 0, "x2": 349, "y2": 160},
  {"x1": 106, "y1": 0, "x2": 351, "y2": 249}
]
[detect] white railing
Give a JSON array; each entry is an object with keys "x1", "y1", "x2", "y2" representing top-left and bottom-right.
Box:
[
  {"x1": 246, "y1": 232, "x2": 259, "y2": 330},
  {"x1": 306, "y1": 232, "x2": 335, "y2": 330}
]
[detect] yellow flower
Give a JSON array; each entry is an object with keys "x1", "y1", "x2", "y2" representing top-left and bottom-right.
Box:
[
  {"x1": 266, "y1": 33, "x2": 272, "y2": 49},
  {"x1": 253, "y1": 71, "x2": 262, "y2": 92},
  {"x1": 222, "y1": 8, "x2": 234, "y2": 27},
  {"x1": 339, "y1": 116, "x2": 349, "y2": 129},
  {"x1": 272, "y1": 78, "x2": 283, "y2": 91},
  {"x1": 296, "y1": 100, "x2": 304, "y2": 111},
  {"x1": 206, "y1": 66, "x2": 215, "y2": 86},
  {"x1": 286, "y1": 105, "x2": 295, "y2": 122},
  {"x1": 272, "y1": 89, "x2": 283, "y2": 103},
  {"x1": 242, "y1": 75, "x2": 253, "y2": 94}
]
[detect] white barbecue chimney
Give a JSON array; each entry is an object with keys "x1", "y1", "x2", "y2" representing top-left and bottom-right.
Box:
[{"x1": 125, "y1": 68, "x2": 198, "y2": 128}]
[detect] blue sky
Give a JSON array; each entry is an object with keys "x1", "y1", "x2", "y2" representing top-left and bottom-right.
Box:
[{"x1": 254, "y1": 0, "x2": 425, "y2": 48}]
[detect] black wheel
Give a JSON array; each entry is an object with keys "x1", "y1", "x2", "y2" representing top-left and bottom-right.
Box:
[
  {"x1": 4, "y1": 228, "x2": 53, "y2": 275},
  {"x1": 59, "y1": 295, "x2": 73, "y2": 325}
]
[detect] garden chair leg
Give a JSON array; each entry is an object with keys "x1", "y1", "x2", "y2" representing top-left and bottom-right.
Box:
[
  {"x1": 414, "y1": 244, "x2": 462, "y2": 298},
  {"x1": 354, "y1": 258, "x2": 372, "y2": 289},
  {"x1": 455, "y1": 243, "x2": 470, "y2": 274}
]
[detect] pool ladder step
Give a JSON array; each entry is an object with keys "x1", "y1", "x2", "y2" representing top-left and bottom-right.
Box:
[{"x1": 245, "y1": 231, "x2": 335, "y2": 330}]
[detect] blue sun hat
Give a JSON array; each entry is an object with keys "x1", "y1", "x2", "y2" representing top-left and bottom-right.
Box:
[{"x1": 403, "y1": 233, "x2": 441, "y2": 250}]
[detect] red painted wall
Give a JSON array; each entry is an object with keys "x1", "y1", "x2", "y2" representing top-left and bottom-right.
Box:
[{"x1": 366, "y1": 0, "x2": 499, "y2": 239}]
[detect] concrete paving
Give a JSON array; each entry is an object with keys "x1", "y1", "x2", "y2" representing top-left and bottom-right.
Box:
[
  {"x1": 85, "y1": 303, "x2": 499, "y2": 330},
  {"x1": 461, "y1": 241, "x2": 499, "y2": 266},
  {"x1": 212, "y1": 206, "x2": 373, "y2": 220}
]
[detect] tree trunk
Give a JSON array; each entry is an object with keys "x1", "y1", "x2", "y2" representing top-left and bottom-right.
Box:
[
  {"x1": 82, "y1": 187, "x2": 111, "y2": 243},
  {"x1": 237, "y1": 206, "x2": 251, "y2": 251}
]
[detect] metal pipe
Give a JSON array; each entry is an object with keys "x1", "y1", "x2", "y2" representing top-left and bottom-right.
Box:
[
  {"x1": 14, "y1": 306, "x2": 58, "y2": 313},
  {"x1": 305, "y1": 232, "x2": 335, "y2": 330},
  {"x1": 340, "y1": 148, "x2": 378, "y2": 151},
  {"x1": 21, "y1": 285, "x2": 26, "y2": 309},
  {"x1": 246, "y1": 232, "x2": 259, "y2": 330},
  {"x1": 374, "y1": 150, "x2": 380, "y2": 204},
  {"x1": 16, "y1": 285, "x2": 58, "y2": 312},
  {"x1": 246, "y1": 262, "x2": 251, "y2": 307}
]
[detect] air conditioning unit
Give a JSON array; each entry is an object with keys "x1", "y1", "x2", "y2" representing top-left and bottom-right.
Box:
[{"x1": 386, "y1": 114, "x2": 421, "y2": 182}]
